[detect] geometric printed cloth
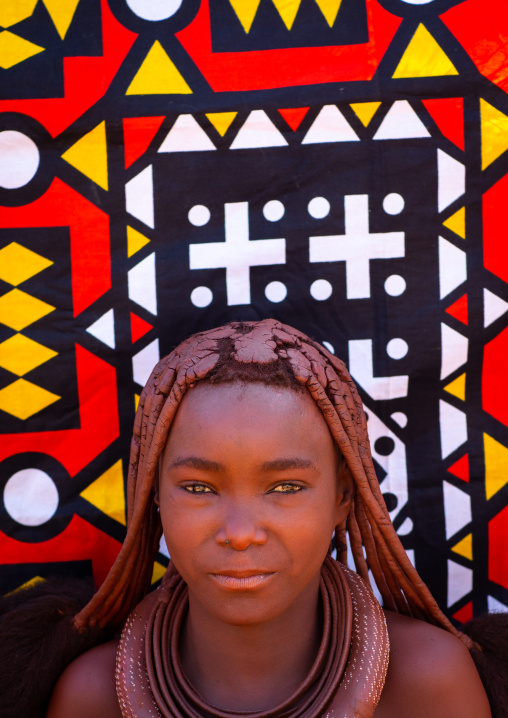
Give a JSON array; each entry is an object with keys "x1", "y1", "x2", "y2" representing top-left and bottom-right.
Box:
[{"x1": 0, "y1": 0, "x2": 507, "y2": 625}]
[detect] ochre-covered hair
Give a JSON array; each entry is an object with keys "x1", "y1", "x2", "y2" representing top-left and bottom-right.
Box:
[{"x1": 74, "y1": 319, "x2": 470, "y2": 646}]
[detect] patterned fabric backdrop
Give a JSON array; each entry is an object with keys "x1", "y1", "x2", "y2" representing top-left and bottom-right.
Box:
[{"x1": 0, "y1": 0, "x2": 507, "y2": 625}]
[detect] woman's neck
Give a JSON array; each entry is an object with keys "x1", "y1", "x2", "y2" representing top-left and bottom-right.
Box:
[{"x1": 179, "y1": 580, "x2": 323, "y2": 712}]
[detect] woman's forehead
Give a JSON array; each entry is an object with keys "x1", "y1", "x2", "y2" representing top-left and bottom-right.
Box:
[
  {"x1": 159, "y1": 382, "x2": 339, "y2": 478},
  {"x1": 177, "y1": 380, "x2": 318, "y2": 417},
  {"x1": 161, "y1": 381, "x2": 336, "y2": 462}
]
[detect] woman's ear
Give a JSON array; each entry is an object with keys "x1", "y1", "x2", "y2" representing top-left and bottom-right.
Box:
[{"x1": 335, "y1": 459, "x2": 353, "y2": 523}]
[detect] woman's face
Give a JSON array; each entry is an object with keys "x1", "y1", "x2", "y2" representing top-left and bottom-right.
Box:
[{"x1": 159, "y1": 382, "x2": 351, "y2": 627}]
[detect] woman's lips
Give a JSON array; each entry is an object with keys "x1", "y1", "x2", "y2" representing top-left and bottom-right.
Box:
[{"x1": 210, "y1": 572, "x2": 276, "y2": 590}]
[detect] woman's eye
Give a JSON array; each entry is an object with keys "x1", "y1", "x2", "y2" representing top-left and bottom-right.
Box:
[
  {"x1": 183, "y1": 484, "x2": 214, "y2": 494},
  {"x1": 271, "y1": 483, "x2": 303, "y2": 493}
]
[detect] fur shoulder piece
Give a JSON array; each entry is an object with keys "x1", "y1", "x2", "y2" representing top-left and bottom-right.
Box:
[
  {"x1": 463, "y1": 612, "x2": 508, "y2": 718},
  {"x1": 0, "y1": 577, "x2": 108, "y2": 718}
]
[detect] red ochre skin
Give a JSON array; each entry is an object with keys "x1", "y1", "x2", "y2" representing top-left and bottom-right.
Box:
[{"x1": 47, "y1": 384, "x2": 492, "y2": 718}]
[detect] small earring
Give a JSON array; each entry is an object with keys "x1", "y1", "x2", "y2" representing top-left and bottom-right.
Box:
[{"x1": 224, "y1": 539, "x2": 230, "y2": 545}]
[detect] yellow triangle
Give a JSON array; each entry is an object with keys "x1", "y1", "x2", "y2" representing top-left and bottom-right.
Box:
[
  {"x1": 451, "y1": 533, "x2": 472, "y2": 560},
  {"x1": 151, "y1": 561, "x2": 167, "y2": 585},
  {"x1": 206, "y1": 112, "x2": 238, "y2": 137},
  {"x1": 134, "y1": 393, "x2": 140, "y2": 411},
  {"x1": 443, "y1": 207, "x2": 465, "y2": 239},
  {"x1": 62, "y1": 121, "x2": 108, "y2": 190},
  {"x1": 81, "y1": 460, "x2": 126, "y2": 525},
  {"x1": 127, "y1": 226, "x2": 150, "y2": 258},
  {"x1": 444, "y1": 373, "x2": 466, "y2": 401},
  {"x1": 272, "y1": 0, "x2": 302, "y2": 29},
  {"x1": 0, "y1": 31, "x2": 44, "y2": 69},
  {"x1": 484, "y1": 434, "x2": 508, "y2": 500},
  {"x1": 350, "y1": 102, "x2": 381, "y2": 127},
  {"x1": 229, "y1": 0, "x2": 261, "y2": 33},
  {"x1": 392, "y1": 24, "x2": 459, "y2": 79},
  {"x1": 42, "y1": 0, "x2": 80, "y2": 40},
  {"x1": 314, "y1": 0, "x2": 342, "y2": 27},
  {"x1": 480, "y1": 99, "x2": 508, "y2": 170},
  {"x1": 126, "y1": 41, "x2": 192, "y2": 96},
  {"x1": 0, "y1": 0, "x2": 38, "y2": 28}
]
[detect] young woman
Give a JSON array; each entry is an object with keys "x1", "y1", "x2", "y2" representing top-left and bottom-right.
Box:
[{"x1": 7, "y1": 320, "x2": 501, "y2": 717}]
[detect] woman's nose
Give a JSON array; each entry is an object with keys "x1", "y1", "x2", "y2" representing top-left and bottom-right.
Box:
[{"x1": 215, "y1": 501, "x2": 268, "y2": 550}]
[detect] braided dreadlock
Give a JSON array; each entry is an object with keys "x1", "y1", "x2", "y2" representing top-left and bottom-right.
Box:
[{"x1": 73, "y1": 319, "x2": 471, "y2": 649}]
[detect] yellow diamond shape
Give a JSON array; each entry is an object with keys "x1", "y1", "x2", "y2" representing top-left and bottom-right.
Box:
[
  {"x1": 0, "y1": 242, "x2": 53, "y2": 286},
  {"x1": 0, "y1": 378, "x2": 60, "y2": 419},
  {"x1": 0, "y1": 289, "x2": 55, "y2": 331},
  {"x1": 0, "y1": 334, "x2": 57, "y2": 375},
  {"x1": 0, "y1": 0, "x2": 38, "y2": 28},
  {"x1": 0, "y1": 31, "x2": 44, "y2": 69}
]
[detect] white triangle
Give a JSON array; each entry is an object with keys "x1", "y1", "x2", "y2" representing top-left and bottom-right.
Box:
[
  {"x1": 447, "y1": 559, "x2": 472, "y2": 607},
  {"x1": 439, "y1": 236, "x2": 466, "y2": 299},
  {"x1": 390, "y1": 411, "x2": 407, "y2": 428},
  {"x1": 373, "y1": 101, "x2": 430, "y2": 140},
  {"x1": 441, "y1": 323, "x2": 468, "y2": 380},
  {"x1": 133, "y1": 338, "x2": 160, "y2": 387},
  {"x1": 438, "y1": 149, "x2": 465, "y2": 212},
  {"x1": 128, "y1": 253, "x2": 157, "y2": 315},
  {"x1": 440, "y1": 400, "x2": 467, "y2": 459},
  {"x1": 230, "y1": 110, "x2": 288, "y2": 149},
  {"x1": 302, "y1": 105, "x2": 359, "y2": 144},
  {"x1": 159, "y1": 533, "x2": 170, "y2": 559},
  {"x1": 396, "y1": 517, "x2": 413, "y2": 536},
  {"x1": 488, "y1": 595, "x2": 508, "y2": 613},
  {"x1": 484, "y1": 287, "x2": 508, "y2": 327},
  {"x1": 158, "y1": 115, "x2": 216, "y2": 153},
  {"x1": 86, "y1": 309, "x2": 115, "y2": 349},
  {"x1": 443, "y1": 481, "x2": 471, "y2": 539},
  {"x1": 125, "y1": 165, "x2": 154, "y2": 229}
]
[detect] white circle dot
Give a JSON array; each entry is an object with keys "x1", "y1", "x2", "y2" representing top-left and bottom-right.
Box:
[
  {"x1": 384, "y1": 274, "x2": 406, "y2": 296},
  {"x1": 391, "y1": 412, "x2": 408, "y2": 428},
  {"x1": 310, "y1": 279, "x2": 332, "y2": 301},
  {"x1": 387, "y1": 338, "x2": 408, "y2": 360},
  {"x1": 190, "y1": 286, "x2": 213, "y2": 307},
  {"x1": 263, "y1": 200, "x2": 284, "y2": 222},
  {"x1": 383, "y1": 193, "x2": 404, "y2": 215},
  {"x1": 126, "y1": 0, "x2": 183, "y2": 21},
  {"x1": 188, "y1": 205, "x2": 210, "y2": 226},
  {"x1": 322, "y1": 341, "x2": 335, "y2": 354},
  {"x1": 264, "y1": 281, "x2": 287, "y2": 303},
  {"x1": 308, "y1": 197, "x2": 330, "y2": 219},
  {"x1": 4, "y1": 469, "x2": 59, "y2": 526},
  {"x1": 0, "y1": 131, "x2": 39, "y2": 189}
]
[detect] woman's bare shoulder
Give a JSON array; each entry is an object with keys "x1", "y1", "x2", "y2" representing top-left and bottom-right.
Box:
[
  {"x1": 46, "y1": 640, "x2": 121, "y2": 718},
  {"x1": 374, "y1": 611, "x2": 491, "y2": 718}
]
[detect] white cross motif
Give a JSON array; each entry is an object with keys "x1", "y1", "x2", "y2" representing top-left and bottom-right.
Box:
[
  {"x1": 189, "y1": 202, "x2": 286, "y2": 305},
  {"x1": 309, "y1": 195, "x2": 405, "y2": 299}
]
